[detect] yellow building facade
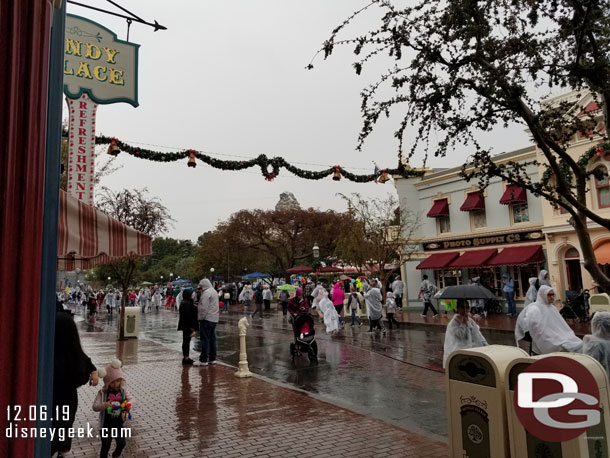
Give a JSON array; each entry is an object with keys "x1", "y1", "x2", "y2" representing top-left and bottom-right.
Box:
[{"x1": 539, "y1": 91, "x2": 610, "y2": 296}]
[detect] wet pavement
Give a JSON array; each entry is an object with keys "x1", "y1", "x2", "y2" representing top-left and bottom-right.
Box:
[{"x1": 69, "y1": 305, "x2": 450, "y2": 457}]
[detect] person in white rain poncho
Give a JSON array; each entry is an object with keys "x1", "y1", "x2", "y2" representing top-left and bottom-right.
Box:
[
  {"x1": 311, "y1": 283, "x2": 326, "y2": 321},
  {"x1": 176, "y1": 288, "x2": 184, "y2": 310},
  {"x1": 365, "y1": 281, "x2": 385, "y2": 334},
  {"x1": 583, "y1": 312, "x2": 610, "y2": 381},
  {"x1": 538, "y1": 270, "x2": 551, "y2": 288},
  {"x1": 151, "y1": 289, "x2": 162, "y2": 311},
  {"x1": 522, "y1": 285, "x2": 582, "y2": 355},
  {"x1": 443, "y1": 299, "x2": 488, "y2": 368},
  {"x1": 318, "y1": 291, "x2": 339, "y2": 333}
]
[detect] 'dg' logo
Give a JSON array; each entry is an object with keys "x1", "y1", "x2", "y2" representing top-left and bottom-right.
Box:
[{"x1": 514, "y1": 356, "x2": 601, "y2": 442}]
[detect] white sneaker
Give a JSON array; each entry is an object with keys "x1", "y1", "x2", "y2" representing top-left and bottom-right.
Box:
[
  {"x1": 193, "y1": 361, "x2": 208, "y2": 367},
  {"x1": 209, "y1": 360, "x2": 217, "y2": 365}
]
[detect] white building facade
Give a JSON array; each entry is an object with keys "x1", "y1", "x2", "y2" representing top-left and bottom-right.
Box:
[{"x1": 394, "y1": 146, "x2": 547, "y2": 308}]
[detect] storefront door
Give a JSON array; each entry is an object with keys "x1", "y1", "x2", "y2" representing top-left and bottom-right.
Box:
[{"x1": 565, "y1": 247, "x2": 583, "y2": 292}]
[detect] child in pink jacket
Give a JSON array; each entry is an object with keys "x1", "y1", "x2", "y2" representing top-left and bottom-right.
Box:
[{"x1": 92, "y1": 359, "x2": 134, "y2": 458}]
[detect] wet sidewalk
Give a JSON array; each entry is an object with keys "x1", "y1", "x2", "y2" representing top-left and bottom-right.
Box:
[{"x1": 70, "y1": 325, "x2": 449, "y2": 458}]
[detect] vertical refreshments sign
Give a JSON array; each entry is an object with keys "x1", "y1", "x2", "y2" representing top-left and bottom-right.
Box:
[
  {"x1": 63, "y1": 14, "x2": 139, "y2": 204},
  {"x1": 66, "y1": 95, "x2": 97, "y2": 203}
]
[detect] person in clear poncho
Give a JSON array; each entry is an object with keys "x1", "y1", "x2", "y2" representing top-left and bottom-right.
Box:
[
  {"x1": 514, "y1": 278, "x2": 539, "y2": 349},
  {"x1": 443, "y1": 299, "x2": 488, "y2": 368},
  {"x1": 538, "y1": 270, "x2": 551, "y2": 288},
  {"x1": 318, "y1": 290, "x2": 340, "y2": 333},
  {"x1": 583, "y1": 312, "x2": 610, "y2": 380},
  {"x1": 523, "y1": 285, "x2": 582, "y2": 355}
]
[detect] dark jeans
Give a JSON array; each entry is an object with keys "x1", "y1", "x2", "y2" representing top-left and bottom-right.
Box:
[
  {"x1": 281, "y1": 301, "x2": 288, "y2": 316},
  {"x1": 369, "y1": 318, "x2": 383, "y2": 332},
  {"x1": 199, "y1": 320, "x2": 217, "y2": 363},
  {"x1": 182, "y1": 329, "x2": 192, "y2": 358},
  {"x1": 350, "y1": 308, "x2": 361, "y2": 325},
  {"x1": 387, "y1": 312, "x2": 400, "y2": 329},
  {"x1": 264, "y1": 299, "x2": 271, "y2": 311},
  {"x1": 100, "y1": 430, "x2": 126, "y2": 458},
  {"x1": 423, "y1": 300, "x2": 438, "y2": 316},
  {"x1": 504, "y1": 291, "x2": 516, "y2": 315},
  {"x1": 394, "y1": 295, "x2": 402, "y2": 308},
  {"x1": 252, "y1": 301, "x2": 263, "y2": 318}
]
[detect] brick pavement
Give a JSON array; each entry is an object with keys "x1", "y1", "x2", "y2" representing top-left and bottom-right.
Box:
[{"x1": 70, "y1": 329, "x2": 448, "y2": 458}]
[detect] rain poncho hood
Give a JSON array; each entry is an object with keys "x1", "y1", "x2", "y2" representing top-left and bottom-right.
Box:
[
  {"x1": 538, "y1": 270, "x2": 551, "y2": 287},
  {"x1": 583, "y1": 312, "x2": 610, "y2": 380},
  {"x1": 318, "y1": 291, "x2": 339, "y2": 333},
  {"x1": 524, "y1": 277, "x2": 538, "y2": 305},
  {"x1": 443, "y1": 314, "x2": 488, "y2": 368},
  {"x1": 364, "y1": 285, "x2": 383, "y2": 320},
  {"x1": 524, "y1": 285, "x2": 582, "y2": 354}
]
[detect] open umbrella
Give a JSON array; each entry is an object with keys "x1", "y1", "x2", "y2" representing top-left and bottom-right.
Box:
[
  {"x1": 140, "y1": 281, "x2": 153, "y2": 286},
  {"x1": 242, "y1": 272, "x2": 271, "y2": 279},
  {"x1": 339, "y1": 274, "x2": 352, "y2": 281},
  {"x1": 277, "y1": 284, "x2": 296, "y2": 291},
  {"x1": 435, "y1": 285, "x2": 496, "y2": 300}
]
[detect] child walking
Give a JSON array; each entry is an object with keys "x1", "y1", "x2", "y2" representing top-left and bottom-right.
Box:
[
  {"x1": 93, "y1": 359, "x2": 133, "y2": 458},
  {"x1": 384, "y1": 292, "x2": 400, "y2": 330}
]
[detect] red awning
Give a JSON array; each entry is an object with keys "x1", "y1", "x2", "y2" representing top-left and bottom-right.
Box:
[
  {"x1": 416, "y1": 252, "x2": 460, "y2": 270},
  {"x1": 427, "y1": 199, "x2": 449, "y2": 217},
  {"x1": 448, "y1": 249, "x2": 498, "y2": 268},
  {"x1": 485, "y1": 245, "x2": 545, "y2": 267},
  {"x1": 286, "y1": 265, "x2": 313, "y2": 274},
  {"x1": 460, "y1": 193, "x2": 485, "y2": 212},
  {"x1": 499, "y1": 185, "x2": 527, "y2": 205},
  {"x1": 57, "y1": 190, "x2": 153, "y2": 270}
]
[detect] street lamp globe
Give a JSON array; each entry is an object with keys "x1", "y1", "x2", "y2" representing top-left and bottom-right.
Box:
[{"x1": 313, "y1": 243, "x2": 320, "y2": 259}]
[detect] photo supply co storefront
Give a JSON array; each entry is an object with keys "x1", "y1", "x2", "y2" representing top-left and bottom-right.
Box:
[{"x1": 416, "y1": 229, "x2": 547, "y2": 303}]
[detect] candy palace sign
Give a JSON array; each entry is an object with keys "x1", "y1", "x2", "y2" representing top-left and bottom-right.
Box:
[
  {"x1": 423, "y1": 230, "x2": 544, "y2": 251},
  {"x1": 64, "y1": 14, "x2": 139, "y2": 107}
]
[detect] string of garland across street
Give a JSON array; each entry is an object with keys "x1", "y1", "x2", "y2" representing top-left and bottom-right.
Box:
[{"x1": 95, "y1": 134, "x2": 425, "y2": 183}]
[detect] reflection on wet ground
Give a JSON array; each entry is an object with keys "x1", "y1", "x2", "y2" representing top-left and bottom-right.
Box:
[{"x1": 73, "y1": 306, "x2": 521, "y2": 440}]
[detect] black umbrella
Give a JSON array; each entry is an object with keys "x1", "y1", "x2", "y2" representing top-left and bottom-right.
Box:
[{"x1": 435, "y1": 285, "x2": 496, "y2": 300}]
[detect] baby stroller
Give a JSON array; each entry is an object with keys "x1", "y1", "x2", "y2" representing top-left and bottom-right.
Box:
[
  {"x1": 560, "y1": 289, "x2": 590, "y2": 322},
  {"x1": 290, "y1": 313, "x2": 318, "y2": 362}
]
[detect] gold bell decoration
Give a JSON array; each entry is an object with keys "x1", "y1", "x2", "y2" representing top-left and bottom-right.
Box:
[
  {"x1": 332, "y1": 165, "x2": 341, "y2": 181},
  {"x1": 187, "y1": 150, "x2": 197, "y2": 168},
  {"x1": 107, "y1": 138, "x2": 120, "y2": 156},
  {"x1": 378, "y1": 170, "x2": 390, "y2": 183}
]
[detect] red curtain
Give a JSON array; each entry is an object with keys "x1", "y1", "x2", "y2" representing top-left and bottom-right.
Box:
[{"x1": 0, "y1": 1, "x2": 53, "y2": 456}]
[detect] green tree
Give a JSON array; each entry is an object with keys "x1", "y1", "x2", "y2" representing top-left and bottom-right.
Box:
[{"x1": 318, "y1": 0, "x2": 610, "y2": 290}]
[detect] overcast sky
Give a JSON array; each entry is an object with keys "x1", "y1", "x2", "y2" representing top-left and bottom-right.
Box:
[{"x1": 65, "y1": 1, "x2": 532, "y2": 241}]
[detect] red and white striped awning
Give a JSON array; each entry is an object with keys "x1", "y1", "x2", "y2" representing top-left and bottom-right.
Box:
[{"x1": 57, "y1": 190, "x2": 152, "y2": 271}]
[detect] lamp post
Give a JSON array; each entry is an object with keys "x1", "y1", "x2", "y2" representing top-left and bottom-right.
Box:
[
  {"x1": 169, "y1": 272, "x2": 174, "y2": 283},
  {"x1": 160, "y1": 275, "x2": 164, "y2": 284}
]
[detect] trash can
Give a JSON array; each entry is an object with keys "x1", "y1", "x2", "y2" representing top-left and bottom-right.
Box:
[
  {"x1": 120, "y1": 307, "x2": 140, "y2": 338},
  {"x1": 590, "y1": 293, "x2": 610, "y2": 315},
  {"x1": 447, "y1": 345, "x2": 528, "y2": 458},
  {"x1": 505, "y1": 353, "x2": 610, "y2": 458}
]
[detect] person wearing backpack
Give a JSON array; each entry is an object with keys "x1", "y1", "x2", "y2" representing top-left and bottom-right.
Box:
[
  {"x1": 278, "y1": 289, "x2": 290, "y2": 318},
  {"x1": 418, "y1": 274, "x2": 439, "y2": 317},
  {"x1": 347, "y1": 285, "x2": 363, "y2": 327}
]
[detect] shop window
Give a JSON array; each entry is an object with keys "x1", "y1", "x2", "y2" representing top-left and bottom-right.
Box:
[
  {"x1": 511, "y1": 202, "x2": 530, "y2": 224},
  {"x1": 438, "y1": 215, "x2": 451, "y2": 234},
  {"x1": 514, "y1": 264, "x2": 540, "y2": 298},
  {"x1": 595, "y1": 166, "x2": 610, "y2": 208},
  {"x1": 435, "y1": 269, "x2": 462, "y2": 289},
  {"x1": 564, "y1": 247, "x2": 583, "y2": 292},
  {"x1": 470, "y1": 210, "x2": 487, "y2": 230}
]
